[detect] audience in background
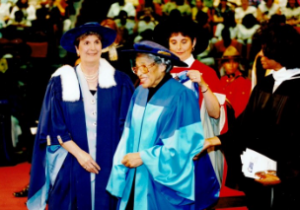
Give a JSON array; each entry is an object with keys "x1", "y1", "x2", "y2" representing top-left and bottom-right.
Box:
[
  {"x1": 115, "y1": 10, "x2": 136, "y2": 36},
  {"x1": 10, "y1": 0, "x2": 36, "y2": 22},
  {"x1": 162, "y1": 0, "x2": 177, "y2": 16},
  {"x1": 219, "y1": 46, "x2": 251, "y2": 117},
  {"x1": 236, "y1": 13, "x2": 260, "y2": 44},
  {"x1": 107, "y1": 0, "x2": 136, "y2": 19},
  {"x1": 0, "y1": 0, "x2": 11, "y2": 23},
  {"x1": 235, "y1": 0, "x2": 257, "y2": 23},
  {"x1": 192, "y1": 0, "x2": 212, "y2": 22},
  {"x1": 213, "y1": 0, "x2": 233, "y2": 23},
  {"x1": 175, "y1": 0, "x2": 192, "y2": 16},
  {"x1": 257, "y1": 0, "x2": 280, "y2": 22},
  {"x1": 214, "y1": 11, "x2": 238, "y2": 41},
  {"x1": 213, "y1": 27, "x2": 242, "y2": 61},
  {"x1": 283, "y1": 0, "x2": 300, "y2": 25}
]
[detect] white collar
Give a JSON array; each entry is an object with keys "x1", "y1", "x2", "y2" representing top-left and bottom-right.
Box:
[
  {"x1": 183, "y1": 55, "x2": 195, "y2": 68},
  {"x1": 51, "y1": 58, "x2": 116, "y2": 102},
  {"x1": 272, "y1": 67, "x2": 300, "y2": 82},
  {"x1": 271, "y1": 67, "x2": 300, "y2": 92}
]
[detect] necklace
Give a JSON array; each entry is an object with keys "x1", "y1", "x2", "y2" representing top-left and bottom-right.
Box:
[
  {"x1": 84, "y1": 73, "x2": 98, "y2": 81},
  {"x1": 81, "y1": 66, "x2": 99, "y2": 81}
]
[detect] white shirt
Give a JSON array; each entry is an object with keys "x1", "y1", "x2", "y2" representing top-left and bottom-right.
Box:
[
  {"x1": 137, "y1": 20, "x2": 155, "y2": 34},
  {"x1": 184, "y1": 55, "x2": 195, "y2": 68},
  {"x1": 283, "y1": 7, "x2": 300, "y2": 20},
  {"x1": 214, "y1": 24, "x2": 238, "y2": 40},
  {"x1": 258, "y1": 2, "x2": 280, "y2": 19},
  {"x1": 115, "y1": 18, "x2": 136, "y2": 35},
  {"x1": 237, "y1": 23, "x2": 260, "y2": 41},
  {"x1": 0, "y1": 2, "x2": 11, "y2": 21},
  {"x1": 235, "y1": 6, "x2": 257, "y2": 23},
  {"x1": 107, "y1": 2, "x2": 136, "y2": 18},
  {"x1": 10, "y1": 4, "x2": 36, "y2": 21}
]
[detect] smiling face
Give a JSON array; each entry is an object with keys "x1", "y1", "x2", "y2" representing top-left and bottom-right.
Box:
[
  {"x1": 135, "y1": 54, "x2": 166, "y2": 88},
  {"x1": 169, "y1": 33, "x2": 196, "y2": 61},
  {"x1": 75, "y1": 34, "x2": 102, "y2": 64}
]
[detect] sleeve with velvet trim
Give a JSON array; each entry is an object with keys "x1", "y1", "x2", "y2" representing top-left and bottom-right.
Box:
[
  {"x1": 37, "y1": 76, "x2": 72, "y2": 145},
  {"x1": 49, "y1": 76, "x2": 72, "y2": 144}
]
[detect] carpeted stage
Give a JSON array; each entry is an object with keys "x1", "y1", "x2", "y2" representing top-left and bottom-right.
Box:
[
  {"x1": 0, "y1": 162, "x2": 30, "y2": 210},
  {"x1": 0, "y1": 162, "x2": 247, "y2": 210}
]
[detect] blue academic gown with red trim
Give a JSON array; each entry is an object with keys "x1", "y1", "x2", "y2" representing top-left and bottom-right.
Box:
[{"x1": 27, "y1": 66, "x2": 134, "y2": 210}]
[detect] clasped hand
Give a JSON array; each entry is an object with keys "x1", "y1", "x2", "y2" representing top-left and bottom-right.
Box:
[{"x1": 122, "y1": 152, "x2": 143, "y2": 168}]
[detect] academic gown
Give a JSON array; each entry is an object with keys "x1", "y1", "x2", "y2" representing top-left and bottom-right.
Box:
[
  {"x1": 172, "y1": 59, "x2": 226, "y2": 206},
  {"x1": 219, "y1": 73, "x2": 300, "y2": 209},
  {"x1": 27, "y1": 61, "x2": 134, "y2": 210},
  {"x1": 107, "y1": 78, "x2": 206, "y2": 210}
]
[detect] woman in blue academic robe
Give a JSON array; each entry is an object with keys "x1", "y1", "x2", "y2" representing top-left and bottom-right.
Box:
[
  {"x1": 27, "y1": 22, "x2": 134, "y2": 210},
  {"x1": 106, "y1": 40, "x2": 217, "y2": 210}
]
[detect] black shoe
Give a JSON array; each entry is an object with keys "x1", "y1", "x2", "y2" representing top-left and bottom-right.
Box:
[{"x1": 13, "y1": 185, "x2": 29, "y2": 197}]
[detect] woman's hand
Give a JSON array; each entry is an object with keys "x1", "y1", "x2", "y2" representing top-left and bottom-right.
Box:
[
  {"x1": 255, "y1": 172, "x2": 281, "y2": 186},
  {"x1": 187, "y1": 70, "x2": 220, "y2": 118},
  {"x1": 122, "y1": 152, "x2": 143, "y2": 168},
  {"x1": 187, "y1": 70, "x2": 204, "y2": 86},
  {"x1": 193, "y1": 137, "x2": 221, "y2": 160},
  {"x1": 187, "y1": 69, "x2": 210, "y2": 92},
  {"x1": 76, "y1": 150, "x2": 101, "y2": 174}
]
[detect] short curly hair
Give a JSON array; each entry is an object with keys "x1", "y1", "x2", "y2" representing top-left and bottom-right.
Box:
[{"x1": 260, "y1": 24, "x2": 300, "y2": 69}]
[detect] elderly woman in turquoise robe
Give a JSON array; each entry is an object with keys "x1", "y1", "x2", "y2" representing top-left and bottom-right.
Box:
[
  {"x1": 27, "y1": 22, "x2": 134, "y2": 210},
  {"x1": 106, "y1": 41, "x2": 216, "y2": 210}
]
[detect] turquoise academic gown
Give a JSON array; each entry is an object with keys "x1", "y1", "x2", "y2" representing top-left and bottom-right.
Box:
[{"x1": 107, "y1": 78, "x2": 204, "y2": 210}]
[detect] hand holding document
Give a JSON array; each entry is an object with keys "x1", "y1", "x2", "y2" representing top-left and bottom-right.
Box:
[{"x1": 241, "y1": 148, "x2": 277, "y2": 179}]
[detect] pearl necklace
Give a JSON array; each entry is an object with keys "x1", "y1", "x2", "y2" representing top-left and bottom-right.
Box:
[
  {"x1": 81, "y1": 66, "x2": 99, "y2": 81},
  {"x1": 83, "y1": 72, "x2": 98, "y2": 81}
]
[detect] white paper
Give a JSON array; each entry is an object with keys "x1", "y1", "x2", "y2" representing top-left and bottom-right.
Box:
[{"x1": 240, "y1": 148, "x2": 277, "y2": 179}]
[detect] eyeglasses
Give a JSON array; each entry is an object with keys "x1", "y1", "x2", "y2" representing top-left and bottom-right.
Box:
[{"x1": 131, "y1": 62, "x2": 156, "y2": 74}]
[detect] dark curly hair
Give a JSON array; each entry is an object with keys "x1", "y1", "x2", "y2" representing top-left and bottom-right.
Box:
[{"x1": 260, "y1": 24, "x2": 300, "y2": 69}]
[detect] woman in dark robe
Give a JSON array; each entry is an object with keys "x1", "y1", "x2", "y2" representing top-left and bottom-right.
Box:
[{"x1": 197, "y1": 23, "x2": 300, "y2": 210}]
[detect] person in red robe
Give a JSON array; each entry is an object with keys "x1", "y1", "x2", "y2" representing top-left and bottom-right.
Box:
[
  {"x1": 163, "y1": 18, "x2": 226, "y2": 132},
  {"x1": 220, "y1": 46, "x2": 251, "y2": 118}
]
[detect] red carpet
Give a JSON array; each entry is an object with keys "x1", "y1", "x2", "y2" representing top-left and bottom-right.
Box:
[
  {"x1": 0, "y1": 162, "x2": 247, "y2": 210},
  {"x1": 0, "y1": 162, "x2": 31, "y2": 210}
]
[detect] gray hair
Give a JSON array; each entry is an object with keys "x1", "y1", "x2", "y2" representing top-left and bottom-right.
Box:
[{"x1": 146, "y1": 54, "x2": 173, "y2": 72}]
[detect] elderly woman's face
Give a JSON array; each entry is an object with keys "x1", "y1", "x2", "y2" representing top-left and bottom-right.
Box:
[
  {"x1": 169, "y1": 33, "x2": 195, "y2": 61},
  {"x1": 135, "y1": 54, "x2": 165, "y2": 88},
  {"x1": 75, "y1": 35, "x2": 102, "y2": 63}
]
